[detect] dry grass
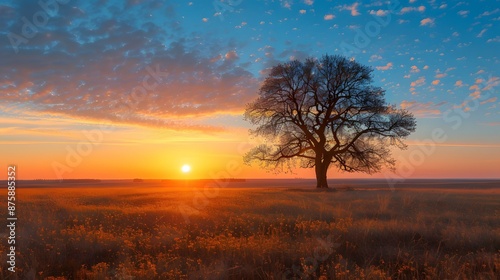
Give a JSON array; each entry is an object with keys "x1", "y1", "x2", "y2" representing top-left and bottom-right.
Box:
[{"x1": 1, "y1": 181, "x2": 499, "y2": 279}]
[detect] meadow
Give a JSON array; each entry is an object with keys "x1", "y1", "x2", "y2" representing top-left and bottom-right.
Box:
[{"x1": 1, "y1": 179, "x2": 499, "y2": 279}]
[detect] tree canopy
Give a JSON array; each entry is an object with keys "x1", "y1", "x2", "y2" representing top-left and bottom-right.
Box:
[{"x1": 244, "y1": 55, "x2": 417, "y2": 188}]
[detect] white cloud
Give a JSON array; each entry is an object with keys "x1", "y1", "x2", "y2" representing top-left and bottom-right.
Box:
[
  {"x1": 487, "y1": 36, "x2": 500, "y2": 43},
  {"x1": 303, "y1": 0, "x2": 314, "y2": 5},
  {"x1": 410, "y1": 65, "x2": 420, "y2": 73},
  {"x1": 457, "y1": 10, "x2": 469, "y2": 17},
  {"x1": 479, "y1": 8, "x2": 500, "y2": 17}
]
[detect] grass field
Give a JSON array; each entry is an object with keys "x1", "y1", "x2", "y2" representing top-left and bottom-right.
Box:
[{"x1": 1, "y1": 180, "x2": 499, "y2": 279}]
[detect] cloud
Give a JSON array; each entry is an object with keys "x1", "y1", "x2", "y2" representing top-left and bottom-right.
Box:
[
  {"x1": 457, "y1": 10, "x2": 469, "y2": 17},
  {"x1": 410, "y1": 77, "x2": 426, "y2": 87},
  {"x1": 478, "y1": 8, "x2": 500, "y2": 17},
  {"x1": 432, "y1": 80, "x2": 440, "y2": 85},
  {"x1": 0, "y1": 2, "x2": 259, "y2": 132},
  {"x1": 483, "y1": 77, "x2": 500, "y2": 91},
  {"x1": 369, "y1": 9, "x2": 389, "y2": 16},
  {"x1": 487, "y1": 36, "x2": 500, "y2": 43},
  {"x1": 299, "y1": 9, "x2": 306, "y2": 14},
  {"x1": 324, "y1": 14, "x2": 335, "y2": 20},
  {"x1": 477, "y1": 29, "x2": 487, "y2": 38},
  {"x1": 225, "y1": 50, "x2": 238, "y2": 60},
  {"x1": 340, "y1": 2, "x2": 361, "y2": 16},
  {"x1": 435, "y1": 73, "x2": 447, "y2": 78},
  {"x1": 370, "y1": 54, "x2": 382, "y2": 61},
  {"x1": 409, "y1": 76, "x2": 425, "y2": 94},
  {"x1": 281, "y1": 0, "x2": 292, "y2": 9},
  {"x1": 410, "y1": 65, "x2": 420, "y2": 73},
  {"x1": 376, "y1": 62, "x2": 393, "y2": 71},
  {"x1": 420, "y1": 18, "x2": 435, "y2": 26},
  {"x1": 303, "y1": 0, "x2": 314, "y2": 5},
  {"x1": 480, "y1": 97, "x2": 497, "y2": 105},
  {"x1": 400, "y1": 101, "x2": 443, "y2": 117},
  {"x1": 400, "y1": 6, "x2": 425, "y2": 14}
]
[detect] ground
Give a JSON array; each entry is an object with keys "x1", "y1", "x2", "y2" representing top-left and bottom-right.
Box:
[{"x1": 1, "y1": 179, "x2": 499, "y2": 279}]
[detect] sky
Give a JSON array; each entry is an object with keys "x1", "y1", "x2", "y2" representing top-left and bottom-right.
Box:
[{"x1": 0, "y1": 0, "x2": 499, "y2": 180}]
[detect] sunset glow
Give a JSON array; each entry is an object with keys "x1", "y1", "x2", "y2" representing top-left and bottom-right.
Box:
[
  {"x1": 181, "y1": 164, "x2": 191, "y2": 174},
  {"x1": 0, "y1": 0, "x2": 499, "y2": 180}
]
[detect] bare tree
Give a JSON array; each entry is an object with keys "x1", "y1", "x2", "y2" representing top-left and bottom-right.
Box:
[{"x1": 244, "y1": 55, "x2": 416, "y2": 188}]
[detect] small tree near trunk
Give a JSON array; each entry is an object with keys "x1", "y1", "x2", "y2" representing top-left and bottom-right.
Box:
[{"x1": 243, "y1": 55, "x2": 416, "y2": 188}]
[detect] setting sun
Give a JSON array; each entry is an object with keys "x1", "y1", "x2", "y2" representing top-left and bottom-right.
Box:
[{"x1": 181, "y1": 164, "x2": 191, "y2": 173}]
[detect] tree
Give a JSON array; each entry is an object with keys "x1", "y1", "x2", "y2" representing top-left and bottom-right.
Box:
[{"x1": 244, "y1": 55, "x2": 416, "y2": 188}]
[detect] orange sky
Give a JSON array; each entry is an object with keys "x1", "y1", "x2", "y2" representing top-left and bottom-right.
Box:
[{"x1": 1, "y1": 113, "x2": 499, "y2": 180}]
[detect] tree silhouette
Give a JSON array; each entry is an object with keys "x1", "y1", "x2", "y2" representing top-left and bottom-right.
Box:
[{"x1": 244, "y1": 55, "x2": 416, "y2": 188}]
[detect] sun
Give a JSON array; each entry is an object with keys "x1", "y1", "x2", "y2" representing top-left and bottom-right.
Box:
[{"x1": 181, "y1": 164, "x2": 191, "y2": 173}]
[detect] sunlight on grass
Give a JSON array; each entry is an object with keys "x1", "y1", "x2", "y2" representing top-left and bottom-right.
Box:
[{"x1": 1, "y1": 183, "x2": 499, "y2": 279}]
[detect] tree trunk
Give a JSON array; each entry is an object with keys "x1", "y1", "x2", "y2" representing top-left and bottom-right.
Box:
[{"x1": 315, "y1": 161, "x2": 329, "y2": 188}]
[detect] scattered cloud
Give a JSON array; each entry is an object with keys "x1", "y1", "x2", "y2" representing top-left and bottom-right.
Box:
[
  {"x1": 480, "y1": 97, "x2": 497, "y2": 105},
  {"x1": 457, "y1": 10, "x2": 469, "y2": 17},
  {"x1": 299, "y1": 9, "x2": 307, "y2": 14},
  {"x1": 420, "y1": 18, "x2": 435, "y2": 26},
  {"x1": 435, "y1": 73, "x2": 447, "y2": 78},
  {"x1": 303, "y1": 0, "x2": 314, "y2": 5},
  {"x1": 410, "y1": 77, "x2": 426, "y2": 87},
  {"x1": 340, "y1": 2, "x2": 361, "y2": 16},
  {"x1": 324, "y1": 14, "x2": 335, "y2": 20},
  {"x1": 483, "y1": 77, "x2": 500, "y2": 91},
  {"x1": 400, "y1": 101, "x2": 443, "y2": 117},
  {"x1": 376, "y1": 62, "x2": 393, "y2": 71},
  {"x1": 281, "y1": 0, "x2": 292, "y2": 9},
  {"x1": 487, "y1": 36, "x2": 500, "y2": 43},
  {"x1": 410, "y1": 76, "x2": 426, "y2": 94},
  {"x1": 477, "y1": 29, "x2": 487, "y2": 38},
  {"x1": 400, "y1": 6, "x2": 425, "y2": 14},
  {"x1": 432, "y1": 80, "x2": 440, "y2": 85},
  {"x1": 369, "y1": 9, "x2": 389, "y2": 16},
  {"x1": 478, "y1": 8, "x2": 500, "y2": 17},
  {"x1": 225, "y1": 50, "x2": 238, "y2": 60},
  {"x1": 410, "y1": 65, "x2": 420, "y2": 73}
]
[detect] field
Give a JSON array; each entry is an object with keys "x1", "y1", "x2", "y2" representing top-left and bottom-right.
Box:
[{"x1": 1, "y1": 179, "x2": 499, "y2": 279}]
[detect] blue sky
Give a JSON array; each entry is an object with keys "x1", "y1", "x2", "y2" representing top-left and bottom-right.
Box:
[{"x1": 0, "y1": 0, "x2": 499, "y2": 179}]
